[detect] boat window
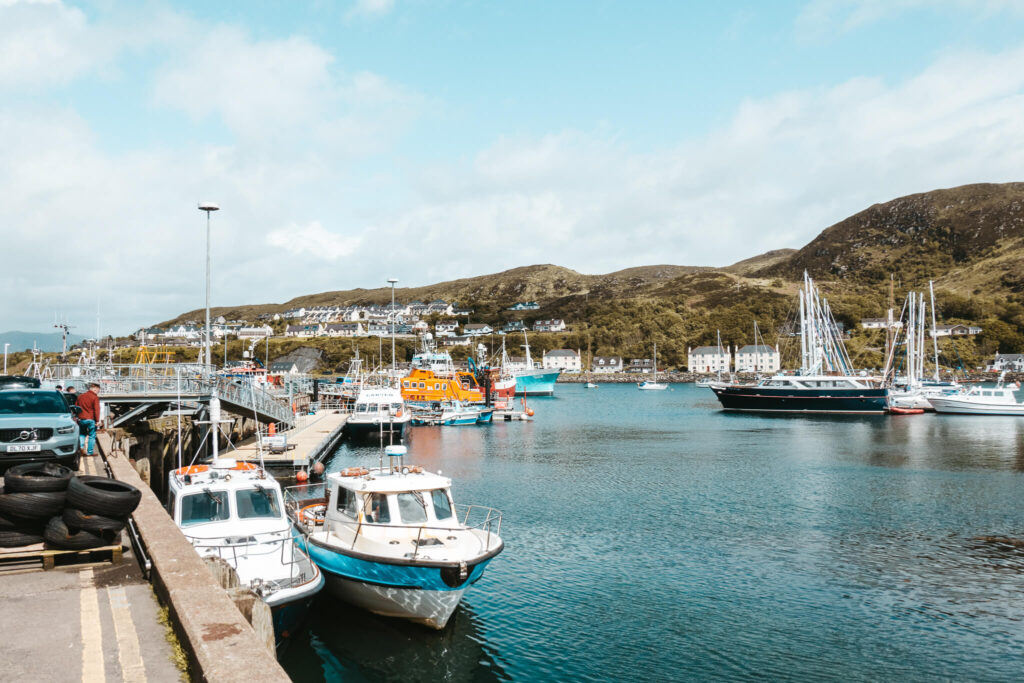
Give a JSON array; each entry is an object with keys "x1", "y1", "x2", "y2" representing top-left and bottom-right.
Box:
[
  {"x1": 336, "y1": 487, "x2": 358, "y2": 518},
  {"x1": 366, "y1": 493, "x2": 390, "y2": 523},
  {"x1": 391, "y1": 403, "x2": 402, "y2": 412},
  {"x1": 435, "y1": 384, "x2": 441, "y2": 390},
  {"x1": 397, "y1": 492, "x2": 428, "y2": 524},
  {"x1": 235, "y1": 487, "x2": 281, "y2": 519},
  {"x1": 431, "y1": 489, "x2": 453, "y2": 520},
  {"x1": 180, "y1": 490, "x2": 229, "y2": 526},
  {"x1": 419, "y1": 382, "x2": 425, "y2": 389}
]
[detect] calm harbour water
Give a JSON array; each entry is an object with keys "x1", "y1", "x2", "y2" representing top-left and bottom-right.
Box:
[{"x1": 280, "y1": 383, "x2": 1024, "y2": 682}]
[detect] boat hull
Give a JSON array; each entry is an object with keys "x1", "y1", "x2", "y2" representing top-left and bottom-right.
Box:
[
  {"x1": 710, "y1": 385, "x2": 889, "y2": 414},
  {"x1": 929, "y1": 398, "x2": 1024, "y2": 415},
  {"x1": 346, "y1": 418, "x2": 409, "y2": 441},
  {"x1": 269, "y1": 590, "x2": 319, "y2": 646},
  {"x1": 302, "y1": 535, "x2": 498, "y2": 629},
  {"x1": 514, "y1": 369, "x2": 561, "y2": 396}
]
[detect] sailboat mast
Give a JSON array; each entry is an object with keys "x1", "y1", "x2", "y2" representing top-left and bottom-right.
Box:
[{"x1": 929, "y1": 280, "x2": 940, "y2": 382}]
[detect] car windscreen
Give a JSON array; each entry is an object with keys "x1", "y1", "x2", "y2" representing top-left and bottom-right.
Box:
[{"x1": 0, "y1": 391, "x2": 70, "y2": 415}]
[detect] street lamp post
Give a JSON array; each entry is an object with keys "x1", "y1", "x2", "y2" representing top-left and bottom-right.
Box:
[
  {"x1": 198, "y1": 202, "x2": 220, "y2": 371},
  {"x1": 388, "y1": 278, "x2": 398, "y2": 375}
]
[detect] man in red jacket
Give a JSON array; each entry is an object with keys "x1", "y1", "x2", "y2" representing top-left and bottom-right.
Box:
[{"x1": 76, "y1": 383, "x2": 102, "y2": 456}]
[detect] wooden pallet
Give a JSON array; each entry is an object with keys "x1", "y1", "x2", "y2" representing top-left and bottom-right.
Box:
[{"x1": 0, "y1": 542, "x2": 123, "y2": 573}]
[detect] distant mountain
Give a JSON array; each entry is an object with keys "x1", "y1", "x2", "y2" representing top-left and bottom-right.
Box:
[{"x1": 0, "y1": 330, "x2": 87, "y2": 353}]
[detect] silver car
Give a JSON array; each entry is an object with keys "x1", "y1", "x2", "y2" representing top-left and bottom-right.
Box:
[{"x1": 0, "y1": 389, "x2": 80, "y2": 474}]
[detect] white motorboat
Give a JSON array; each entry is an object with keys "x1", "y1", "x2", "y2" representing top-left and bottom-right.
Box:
[
  {"x1": 285, "y1": 446, "x2": 503, "y2": 629},
  {"x1": 930, "y1": 378, "x2": 1024, "y2": 415},
  {"x1": 346, "y1": 386, "x2": 412, "y2": 440},
  {"x1": 168, "y1": 458, "x2": 324, "y2": 646}
]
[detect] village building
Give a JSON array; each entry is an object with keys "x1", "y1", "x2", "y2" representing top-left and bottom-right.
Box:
[
  {"x1": 627, "y1": 358, "x2": 654, "y2": 374},
  {"x1": 237, "y1": 325, "x2": 274, "y2": 340},
  {"x1": 285, "y1": 324, "x2": 323, "y2": 338},
  {"x1": 533, "y1": 319, "x2": 566, "y2": 333},
  {"x1": 688, "y1": 345, "x2": 732, "y2": 374},
  {"x1": 507, "y1": 301, "x2": 540, "y2": 311},
  {"x1": 502, "y1": 321, "x2": 527, "y2": 333},
  {"x1": 734, "y1": 344, "x2": 781, "y2": 373},
  {"x1": 986, "y1": 353, "x2": 1024, "y2": 372},
  {"x1": 435, "y1": 320, "x2": 459, "y2": 336},
  {"x1": 591, "y1": 356, "x2": 624, "y2": 374},
  {"x1": 933, "y1": 324, "x2": 982, "y2": 337},
  {"x1": 324, "y1": 322, "x2": 365, "y2": 337},
  {"x1": 542, "y1": 349, "x2": 582, "y2": 372},
  {"x1": 464, "y1": 323, "x2": 493, "y2": 336},
  {"x1": 860, "y1": 318, "x2": 903, "y2": 330}
]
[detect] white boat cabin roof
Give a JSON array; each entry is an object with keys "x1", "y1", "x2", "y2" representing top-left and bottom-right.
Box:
[
  {"x1": 354, "y1": 387, "x2": 404, "y2": 404},
  {"x1": 328, "y1": 467, "x2": 450, "y2": 495},
  {"x1": 759, "y1": 374, "x2": 872, "y2": 388}
]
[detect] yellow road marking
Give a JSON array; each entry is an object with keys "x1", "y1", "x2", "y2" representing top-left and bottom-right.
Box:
[
  {"x1": 79, "y1": 569, "x2": 105, "y2": 682},
  {"x1": 108, "y1": 586, "x2": 147, "y2": 682}
]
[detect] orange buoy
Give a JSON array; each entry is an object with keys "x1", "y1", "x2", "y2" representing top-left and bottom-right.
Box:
[
  {"x1": 268, "y1": 422, "x2": 276, "y2": 436},
  {"x1": 175, "y1": 465, "x2": 209, "y2": 476},
  {"x1": 296, "y1": 470, "x2": 309, "y2": 482},
  {"x1": 525, "y1": 408, "x2": 535, "y2": 417},
  {"x1": 233, "y1": 461, "x2": 259, "y2": 471}
]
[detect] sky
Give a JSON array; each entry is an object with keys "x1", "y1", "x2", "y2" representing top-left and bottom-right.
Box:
[{"x1": 4, "y1": 0, "x2": 1024, "y2": 336}]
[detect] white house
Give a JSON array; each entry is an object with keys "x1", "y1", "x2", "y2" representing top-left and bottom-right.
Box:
[
  {"x1": 324, "y1": 322, "x2": 365, "y2": 337},
  {"x1": 285, "y1": 324, "x2": 323, "y2": 338},
  {"x1": 734, "y1": 344, "x2": 780, "y2": 373},
  {"x1": 933, "y1": 324, "x2": 982, "y2": 337},
  {"x1": 688, "y1": 345, "x2": 731, "y2": 374},
  {"x1": 860, "y1": 318, "x2": 903, "y2": 330},
  {"x1": 543, "y1": 349, "x2": 582, "y2": 372},
  {"x1": 533, "y1": 319, "x2": 566, "y2": 333},
  {"x1": 464, "y1": 323, "x2": 493, "y2": 336},
  {"x1": 591, "y1": 356, "x2": 623, "y2": 374},
  {"x1": 987, "y1": 353, "x2": 1024, "y2": 372},
  {"x1": 436, "y1": 320, "x2": 459, "y2": 336},
  {"x1": 237, "y1": 325, "x2": 274, "y2": 340}
]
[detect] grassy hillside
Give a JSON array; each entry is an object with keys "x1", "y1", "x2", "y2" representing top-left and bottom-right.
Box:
[{"x1": 149, "y1": 182, "x2": 1024, "y2": 372}]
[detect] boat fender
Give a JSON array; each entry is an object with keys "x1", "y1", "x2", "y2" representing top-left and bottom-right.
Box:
[
  {"x1": 525, "y1": 408, "x2": 534, "y2": 417},
  {"x1": 175, "y1": 465, "x2": 209, "y2": 476}
]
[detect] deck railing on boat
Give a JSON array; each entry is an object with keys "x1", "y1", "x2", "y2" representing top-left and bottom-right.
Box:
[
  {"x1": 182, "y1": 531, "x2": 318, "y2": 593},
  {"x1": 282, "y1": 484, "x2": 502, "y2": 555}
]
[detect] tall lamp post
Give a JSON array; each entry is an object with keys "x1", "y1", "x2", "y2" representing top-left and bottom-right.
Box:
[
  {"x1": 388, "y1": 278, "x2": 398, "y2": 375},
  {"x1": 198, "y1": 202, "x2": 220, "y2": 371}
]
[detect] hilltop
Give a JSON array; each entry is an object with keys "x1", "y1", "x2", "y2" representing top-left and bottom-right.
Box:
[{"x1": 154, "y1": 182, "x2": 1024, "y2": 371}]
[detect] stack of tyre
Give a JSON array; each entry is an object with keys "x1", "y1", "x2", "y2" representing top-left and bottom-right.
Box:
[{"x1": 0, "y1": 464, "x2": 141, "y2": 550}]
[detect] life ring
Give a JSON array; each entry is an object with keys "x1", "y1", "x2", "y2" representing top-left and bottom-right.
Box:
[
  {"x1": 301, "y1": 503, "x2": 326, "y2": 525},
  {"x1": 405, "y1": 465, "x2": 423, "y2": 474},
  {"x1": 233, "y1": 462, "x2": 259, "y2": 471},
  {"x1": 396, "y1": 409, "x2": 403, "y2": 418},
  {"x1": 175, "y1": 465, "x2": 209, "y2": 476},
  {"x1": 341, "y1": 467, "x2": 369, "y2": 477}
]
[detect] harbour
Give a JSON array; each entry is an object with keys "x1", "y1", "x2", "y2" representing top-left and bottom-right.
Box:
[{"x1": 283, "y1": 383, "x2": 1024, "y2": 681}]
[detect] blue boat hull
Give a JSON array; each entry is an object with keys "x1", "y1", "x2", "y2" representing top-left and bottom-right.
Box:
[
  {"x1": 299, "y1": 533, "x2": 500, "y2": 628},
  {"x1": 514, "y1": 370, "x2": 561, "y2": 396},
  {"x1": 711, "y1": 384, "x2": 889, "y2": 413}
]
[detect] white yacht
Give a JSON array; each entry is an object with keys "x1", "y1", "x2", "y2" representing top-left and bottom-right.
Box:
[
  {"x1": 930, "y1": 379, "x2": 1024, "y2": 415},
  {"x1": 286, "y1": 445, "x2": 503, "y2": 629},
  {"x1": 168, "y1": 458, "x2": 324, "y2": 646}
]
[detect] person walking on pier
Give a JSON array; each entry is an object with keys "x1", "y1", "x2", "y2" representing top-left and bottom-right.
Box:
[{"x1": 76, "y1": 383, "x2": 101, "y2": 456}]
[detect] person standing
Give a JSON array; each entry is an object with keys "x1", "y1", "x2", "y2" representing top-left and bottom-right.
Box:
[{"x1": 76, "y1": 383, "x2": 102, "y2": 456}]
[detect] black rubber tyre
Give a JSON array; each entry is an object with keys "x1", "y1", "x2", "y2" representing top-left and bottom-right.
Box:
[
  {"x1": 0, "y1": 491, "x2": 67, "y2": 520},
  {"x1": 63, "y1": 507, "x2": 126, "y2": 534},
  {"x1": 43, "y1": 516, "x2": 117, "y2": 550},
  {"x1": 0, "y1": 529, "x2": 45, "y2": 548},
  {"x1": 4, "y1": 463, "x2": 74, "y2": 493},
  {"x1": 66, "y1": 476, "x2": 141, "y2": 517}
]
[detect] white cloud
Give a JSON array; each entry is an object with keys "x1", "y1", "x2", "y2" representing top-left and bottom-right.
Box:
[
  {"x1": 797, "y1": 0, "x2": 1024, "y2": 38},
  {"x1": 266, "y1": 221, "x2": 363, "y2": 261},
  {"x1": 347, "y1": 0, "x2": 396, "y2": 19}
]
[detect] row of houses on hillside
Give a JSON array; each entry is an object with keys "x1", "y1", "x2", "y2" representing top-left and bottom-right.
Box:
[
  {"x1": 687, "y1": 345, "x2": 781, "y2": 374},
  {"x1": 861, "y1": 318, "x2": 982, "y2": 337}
]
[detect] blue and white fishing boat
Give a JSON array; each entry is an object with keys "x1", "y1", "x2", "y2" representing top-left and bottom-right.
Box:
[
  {"x1": 410, "y1": 401, "x2": 490, "y2": 426},
  {"x1": 286, "y1": 446, "x2": 504, "y2": 629},
  {"x1": 508, "y1": 332, "x2": 560, "y2": 396}
]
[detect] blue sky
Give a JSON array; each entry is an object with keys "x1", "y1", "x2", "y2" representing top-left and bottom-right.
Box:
[{"x1": 4, "y1": 0, "x2": 1024, "y2": 335}]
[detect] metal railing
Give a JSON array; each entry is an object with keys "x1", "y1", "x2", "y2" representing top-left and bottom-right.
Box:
[
  {"x1": 283, "y1": 484, "x2": 502, "y2": 557},
  {"x1": 182, "y1": 531, "x2": 317, "y2": 595}
]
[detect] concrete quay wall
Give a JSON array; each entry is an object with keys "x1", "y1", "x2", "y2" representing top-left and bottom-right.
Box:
[{"x1": 99, "y1": 433, "x2": 290, "y2": 682}]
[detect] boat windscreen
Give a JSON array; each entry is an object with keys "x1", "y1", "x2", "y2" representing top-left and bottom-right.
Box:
[
  {"x1": 236, "y1": 487, "x2": 281, "y2": 519},
  {"x1": 180, "y1": 490, "x2": 229, "y2": 526},
  {"x1": 397, "y1": 492, "x2": 427, "y2": 524},
  {"x1": 431, "y1": 489, "x2": 453, "y2": 520}
]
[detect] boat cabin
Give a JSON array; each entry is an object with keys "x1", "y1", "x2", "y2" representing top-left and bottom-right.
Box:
[
  {"x1": 167, "y1": 460, "x2": 286, "y2": 535},
  {"x1": 352, "y1": 387, "x2": 405, "y2": 417},
  {"x1": 758, "y1": 375, "x2": 873, "y2": 390}
]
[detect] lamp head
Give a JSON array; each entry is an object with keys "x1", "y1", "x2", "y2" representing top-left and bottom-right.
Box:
[
  {"x1": 387, "y1": 278, "x2": 398, "y2": 285},
  {"x1": 198, "y1": 201, "x2": 220, "y2": 212}
]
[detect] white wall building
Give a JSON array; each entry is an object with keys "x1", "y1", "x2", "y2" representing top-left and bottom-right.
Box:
[
  {"x1": 543, "y1": 349, "x2": 582, "y2": 372},
  {"x1": 734, "y1": 344, "x2": 780, "y2": 373},
  {"x1": 237, "y1": 325, "x2": 274, "y2": 340},
  {"x1": 591, "y1": 356, "x2": 623, "y2": 374},
  {"x1": 987, "y1": 353, "x2": 1024, "y2": 372},
  {"x1": 688, "y1": 345, "x2": 731, "y2": 374}
]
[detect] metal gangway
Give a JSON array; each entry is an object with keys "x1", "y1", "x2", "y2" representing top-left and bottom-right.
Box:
[{"x1": 49, "y1": 363, "x2": 296, "y2": 429}]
